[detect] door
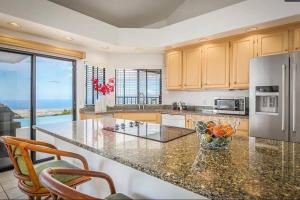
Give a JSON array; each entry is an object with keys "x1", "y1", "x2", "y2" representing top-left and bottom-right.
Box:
[
  {"x1": 230, "y1": 36, "x2": 254, "y2": 89},
  {"x1": 290, "y1": 52, "x2": 300, "y2": 143},
  {"x1": 249, "y1": 54, "x2": 289, "y2": 141},
  {"x1": 202, "y1": 42, "x2": 230, "y2": 88},
  {"x1": 182, "y1": 47, "x2": 201, "y2": 89},
  {"x1": 256, "y1": 30, "x2": 289, "y2": 56},
  {"x1": 166, "y1": 51, "x2": 182, "y2": 89},
  {"x1": 0, "y1": 50, "x2": 31, "y2": 170},
  {"x1": 35, "y1": 56, "x2": 76, "y2": 160}
]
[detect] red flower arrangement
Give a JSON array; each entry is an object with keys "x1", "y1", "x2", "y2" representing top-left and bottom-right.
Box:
[{"x1": 93, "y1": 78, "x2": 115, "y2": 95}]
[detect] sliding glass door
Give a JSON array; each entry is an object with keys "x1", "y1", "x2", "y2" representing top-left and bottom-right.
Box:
[
  {"x1": 36, "y1": 56, "x2": 74, "y2": 125},
  {"x1": 0, "y1": 48, "x2": 76, "y2": 171},
  {"x1": 0, "y1": 50, "x2": 32, "y2": 170}
]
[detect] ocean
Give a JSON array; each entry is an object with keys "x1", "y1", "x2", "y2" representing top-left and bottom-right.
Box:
[
  {"x1": 0, "y1": 99, "x2": 72, "y2": 109},
  {"x1": 15, "y1": 114, "x2": 72, "y2": 127}
]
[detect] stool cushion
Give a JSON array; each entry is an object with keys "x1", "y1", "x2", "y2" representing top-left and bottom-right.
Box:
[
  {"x1": 25, "y1": 160, "x2": 80, "y2": 186},
  {"x1": 105, "y1": 193, "x2": 132, "y2": 200}
]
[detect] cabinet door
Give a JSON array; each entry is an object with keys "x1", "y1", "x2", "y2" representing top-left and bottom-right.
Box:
[
  {"x1": 230, "y1": 36, "x2": 254, "y2": 89},
  {"x1": 166, "y1": 51, "x2": 182, "y2": 89},
  {"x1": 293, "y1": 27, "x2": 300, "y2": 52},
  {"x1": 185, "y1": 115, "x2": 193, "y2": 129},
  {"x1": 256, "y1": 30, "x2": 289, "y2": 56},
  {"x1": 183, "y1": 47, "x2": 201, "y2": 89},
  {"x1": 202, "y1": 42, "x2": 230, "y2": 88}
]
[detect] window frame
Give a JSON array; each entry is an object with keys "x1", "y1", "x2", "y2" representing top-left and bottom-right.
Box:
[
  {"x1": 0, "y1": 46, "x2": 77, "y2": 171},
  {"x1": 85, "y1": 65, "x2": 106, "y2": 105},
  {"x1": 115, "y1": 69, "x2": 162, "y2": 105}
]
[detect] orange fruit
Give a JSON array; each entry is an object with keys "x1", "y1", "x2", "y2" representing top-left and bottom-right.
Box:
[
  {"x1": 224, "y1": 126, "x2": 234, "y2": 137},
  {"x1": 207, "y1": 126, "x2": 214, "y2": 134},
  {"x1": 212, "y1": 125, "x2": 225, "y2": 137},
  {"x1": 207, "y1": 121, "x2": 216, "y2": 128}
]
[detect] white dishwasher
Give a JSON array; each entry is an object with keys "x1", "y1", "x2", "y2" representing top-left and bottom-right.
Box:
[{"x1": 161, "y1": 114, "x2": 186, "y2": 128}]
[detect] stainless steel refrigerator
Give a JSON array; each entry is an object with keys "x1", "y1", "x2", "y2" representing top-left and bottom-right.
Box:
[{"x1": 249, "y1": 52, "x2": 300, "y2": 143}]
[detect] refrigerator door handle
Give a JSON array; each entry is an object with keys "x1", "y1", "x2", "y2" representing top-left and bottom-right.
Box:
[
  {"x1": 282, "y1": 64, "x2": 286, "y2": 132},
  {"x1": 292, "y1": 63, "x2": 297, "y2": 133}
]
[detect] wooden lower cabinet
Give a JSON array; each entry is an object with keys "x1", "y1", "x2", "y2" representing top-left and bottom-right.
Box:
[
  {"x1": 113, "y1": 112, "x2": 161, "y2": 124},
  {"x1": 80, "y1": 113, "x2": 102, "y2": 120},
  {"x1": 185, "y1": 114, "x2": 249, "y2": 135}
]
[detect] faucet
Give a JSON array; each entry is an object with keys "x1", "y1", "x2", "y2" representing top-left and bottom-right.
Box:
[{"x1": 138, "y1": 92, "x2": 146, "y2": 110}]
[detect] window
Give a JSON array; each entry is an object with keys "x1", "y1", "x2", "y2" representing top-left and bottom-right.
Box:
[
  {"x1": 115, "y1": 69, "x2": 162, "y2": 105},
  {"x1": 85, "y1": 65, "x2": 105, "y2": 105}
]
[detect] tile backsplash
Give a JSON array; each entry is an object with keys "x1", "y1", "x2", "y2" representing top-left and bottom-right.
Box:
[{"x1": 162, "y1": 89, "x2": 249, "y2": 106}]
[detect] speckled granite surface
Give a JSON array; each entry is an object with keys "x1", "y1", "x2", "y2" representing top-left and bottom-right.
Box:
[
  {"x1": 35, "y1": 118, "x2": 299, "y2": 199},
  {"x1": 80, "y1": 105, "x2": 249, "y2": 119}
]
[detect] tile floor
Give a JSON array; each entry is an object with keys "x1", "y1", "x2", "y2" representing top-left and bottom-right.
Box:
[{"x1": 0, "y1": 170, "x2": 26, "y2": 199}]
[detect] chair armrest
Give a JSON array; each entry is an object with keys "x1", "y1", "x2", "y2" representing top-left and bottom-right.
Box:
[
  {"x1": 20, "y1": 143, "x2": 89, "y2": 170},
  {"x1": 42, "y1": 168, "x2": 116, "y2": 195}
]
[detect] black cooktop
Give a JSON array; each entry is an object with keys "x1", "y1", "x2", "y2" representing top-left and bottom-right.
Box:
[{"x1": 102, "y1": 119, "x2": 195, "y2": 143}]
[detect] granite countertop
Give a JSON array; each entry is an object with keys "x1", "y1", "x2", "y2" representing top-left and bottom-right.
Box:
[
  {"x1": 35, "y1": 118, "x2": 299, "y2": 199},
  {"x1": 80, "y1": 105, "x2": 249, "y2": 119}
]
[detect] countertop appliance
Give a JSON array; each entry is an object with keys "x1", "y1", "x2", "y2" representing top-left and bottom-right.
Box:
[
  {"x1": 102, "y1": 119, "x2": 195, "y2": 143},
  {"x1": 249, "y1": 52, "x2": 300, "y2": 143},
  {"x1": 213, "y1": 97, "x2": 248, "y2": 115}
]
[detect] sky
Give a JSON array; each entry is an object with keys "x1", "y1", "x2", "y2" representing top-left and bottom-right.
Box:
[{"x1": 0, "y1": 52, "x2": 73, "y2": 102}]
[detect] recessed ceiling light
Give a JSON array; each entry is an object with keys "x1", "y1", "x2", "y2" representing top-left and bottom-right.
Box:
[
  {"x1": 246, "y1": 27, "x2": 257, "y2": 32},
  {"x1": 65, "y1": 36, "x2": 73, "y2": 41},
  {"x1": 8, "y1": 22, "x2": 21, "y2": 28}
]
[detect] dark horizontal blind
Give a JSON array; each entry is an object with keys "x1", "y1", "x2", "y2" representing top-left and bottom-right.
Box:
[
  {"x1": 115, "y1": 69, "x2": 161, "y2": 105},
  {"x1": 85, "y1": 65, "x2": 105, "y2": 105}
]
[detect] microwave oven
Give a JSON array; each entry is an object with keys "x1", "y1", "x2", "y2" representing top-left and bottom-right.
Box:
[{"x1": 213, "y1": 97, "x2": 249, "y2": 115}]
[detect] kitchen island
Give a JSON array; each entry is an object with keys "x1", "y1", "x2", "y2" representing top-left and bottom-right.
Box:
[{"x1": 35, "y1": 117, "x2": 300, "y2": 199}]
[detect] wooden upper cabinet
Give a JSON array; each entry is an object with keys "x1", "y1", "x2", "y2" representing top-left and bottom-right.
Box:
[
  {"x1": 230, "y1": 36, "x2": 254, "y2": 89},
  {"x1": 202, "y1": 42, "x2": 230, "y2": 88},
  {"x1": 293, "y1": 27, "x2": 300, "y2": 51},
  {"x1": 166, "y1": 51, "x2": 182, "y2": 90},
  {"x1": 182, "y1": 47, "x2": 202, "y2": 89},
  {"x1": 256, "y1": 30, "x2": 289, "y2": 56}
]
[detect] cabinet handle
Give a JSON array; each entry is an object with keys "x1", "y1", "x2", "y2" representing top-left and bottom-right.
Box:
[
  {"x1": 282, "y1": 64, "x2": 286, "y2": 132},
  {"x1": 292, "y1": 63, "x2": 297, "y2": 133}
]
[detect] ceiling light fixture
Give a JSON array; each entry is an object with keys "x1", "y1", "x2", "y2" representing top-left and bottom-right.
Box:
[
  {"x1": 8, "y1": 22, "x2": 21, "y2": 28},
  {"x1": 246, "y1": 27, "x2": 257, "y2": 32},
  {"x1": 65, "y1": 36, "x2": 73, "y2": 41}
]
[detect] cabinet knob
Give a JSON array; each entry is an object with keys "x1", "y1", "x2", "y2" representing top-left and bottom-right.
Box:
[
  {"x1": 296, "y1": 47, "x2": 299, "y2": 50},
  {"x1": 234, "y1": 81, "x2": 237, "y2": 84}
]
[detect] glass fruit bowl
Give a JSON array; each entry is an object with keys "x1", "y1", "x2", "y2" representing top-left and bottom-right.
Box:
[{"x1": 194, "y1": 118, "x2": 240, "y2": 150}]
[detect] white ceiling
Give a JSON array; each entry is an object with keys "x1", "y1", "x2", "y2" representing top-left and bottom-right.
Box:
[{"x1": 48, "y1": 0, "x2": 245, "y2": 28}]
